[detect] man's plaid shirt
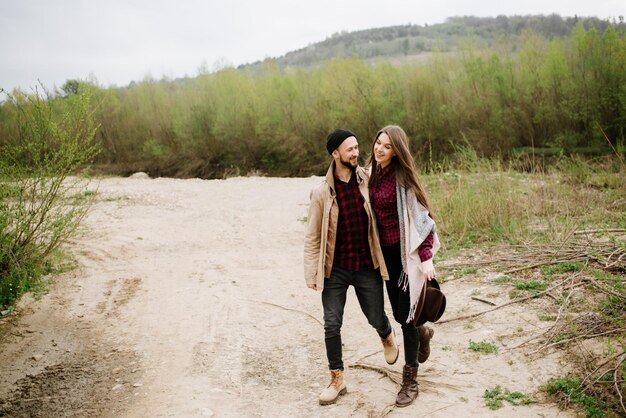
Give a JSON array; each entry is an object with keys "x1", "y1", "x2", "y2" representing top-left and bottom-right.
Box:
[{"x1": 333, "y1": 172, "x2": 373, "y2": 271}]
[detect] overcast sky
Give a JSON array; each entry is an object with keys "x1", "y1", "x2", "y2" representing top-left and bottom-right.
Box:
[{"x1": 1, "y1": 0, "x2": 624, "y2": 92}]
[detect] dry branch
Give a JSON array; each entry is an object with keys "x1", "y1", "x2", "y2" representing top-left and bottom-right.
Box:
[
  {"x1": 442, "y1": 236, "x2": 625, "y2": 276},
  {"x1": 501, "y1": 256, "x2": 586, "y2": 274},
  {"x1": 581, "y1": 352, "x2": 626, "y2": 415},
  {"x1": 585, "y1": 276, "x2": 626, "y2": 301},
  {"x1": 349, "y1": 362, "x2": 402, "y2": 385},
  {"x1": 471, "y1": 296, "x2": 496, "y2": 306},
  {"x1": 509, "y1": 273, "x2": 584, "y2": 350},
  {"x1": 250, "y1": 299, "x2": 323, "y2": 326},
  {"x1": 438, "y1": 278, "x2": 579, "y2": 324},
  {"x1": 528, "y1": 329, "x2": 625, "y2": 355},
  {"x1": 610, "y1": 353, "x2": 625, "y2": 414},
  {"x1": 442, "y1": 234, "x2": 625, "y2": 414},
  {"x1": 574, "y1": 228, "x2": 626, "y2": 235}
]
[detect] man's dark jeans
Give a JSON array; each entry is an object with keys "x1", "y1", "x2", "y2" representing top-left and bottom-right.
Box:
[{"x1": 322, "y1": 266, "x2": 392, "y2": 370}]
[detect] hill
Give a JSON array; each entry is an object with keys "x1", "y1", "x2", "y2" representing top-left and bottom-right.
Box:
[{"x1": 240, "y1": 14, "x2": 616, "y2": 69}]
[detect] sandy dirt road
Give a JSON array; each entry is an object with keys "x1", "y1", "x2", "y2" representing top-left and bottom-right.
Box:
[{"x1": 0, "y1": 176, "x2": 574, "y2": 417}]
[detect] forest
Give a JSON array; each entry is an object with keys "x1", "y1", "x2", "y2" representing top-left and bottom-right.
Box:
[
  {"x1": 0, "y1": 17, "x2": 626, "y2": 178},
  {"x1": 1, "y1": 17, "x2": 625, "y2": 178}
]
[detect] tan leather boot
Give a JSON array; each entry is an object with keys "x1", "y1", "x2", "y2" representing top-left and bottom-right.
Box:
[
  {"x1": 381, "y1": 328, "x2": 399, "y2": 364},
  {"x1": 319, "y1": 369, "x2": 347, "y2": 405},
  {"x1": 417, "y1": 325, "x2": 434, "y2": 363},
  {"x1": 395, "y1": 365, "x2": 419, "y2": 407}
]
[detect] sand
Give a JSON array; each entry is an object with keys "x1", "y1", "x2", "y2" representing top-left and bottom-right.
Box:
[{"x1": 0, "y1": 175, "x2": 574, "y2": 417}]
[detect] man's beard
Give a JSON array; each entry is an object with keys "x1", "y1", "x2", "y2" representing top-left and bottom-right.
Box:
[{"x1": 339, "y1": 155, "x2": 358, "y2": 170}]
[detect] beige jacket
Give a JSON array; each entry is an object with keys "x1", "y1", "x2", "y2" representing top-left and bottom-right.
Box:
[{"x1": 303, "y1": 162, "x2": 389, "y2": 291}]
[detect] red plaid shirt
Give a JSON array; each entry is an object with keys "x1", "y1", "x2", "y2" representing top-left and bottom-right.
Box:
[
  {"x1": 370, "y1": 164, "x2": 434, "y2": 261},
  {"x1": 333, "y1": 172, "x2": 373, "y2": 271}
]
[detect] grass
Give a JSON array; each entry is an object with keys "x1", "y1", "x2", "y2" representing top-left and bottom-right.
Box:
[
  {"x1": 542, "y1": 376, "x2": 607, "y2": 418},
  {"x1": 538, "y1": 313, "x2": 557, "y2": 321},
  {"x1": 468, "y1": 340, "x2": 498, "y2": 354},
  {"x1": 493, "y1": 275, "x2": 512, "y2": 284},
  {"x1": 429, "y1": 152, "x2": 625, "y2": 415},
  {"x1": 426, "y1": 153, "x2": 625, "y2": 250},
  {"x1": 514, "y1": 280, "x2": 548, "y2": 291},
  {"x1": 542, "y1": 262, "x2": 583, "y2": 275},
  {"x1": 587, "y1": 269, "x2": 626, "y2": 327},
  {"x1": 429, "y1": 167, "x2": 531, "y2": 247},
  {"x1": 483, "y1": 385, "x2": 535, "y2": 410},
  {"x1": 591, "y1": 269, "x2": 625, "y2": 287}
]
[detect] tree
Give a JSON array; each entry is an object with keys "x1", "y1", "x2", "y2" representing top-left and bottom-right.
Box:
[{"x1": 0, "y1": 88, "x2": 100, "y2": 310}]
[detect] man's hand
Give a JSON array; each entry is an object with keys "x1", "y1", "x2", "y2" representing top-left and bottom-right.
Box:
[
  {"x1": 307, "y1": 284, "x2": 317, "y2": 290},
  {"x1": 421, "y1": 259, "x2": 436, "y2": 281}
]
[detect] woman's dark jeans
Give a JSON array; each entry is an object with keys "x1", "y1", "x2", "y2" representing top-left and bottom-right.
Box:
[
  {"x1": 383, "y1": 242, "x2": 419, "y2": 367},
  {"x1": 322, "y1": 266, "x2": 392, "y2": 370}
]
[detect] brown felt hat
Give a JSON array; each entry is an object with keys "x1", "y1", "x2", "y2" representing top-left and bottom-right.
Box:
[{"x1": 411, "y1": 278, "x2": 446, "y2": 327}]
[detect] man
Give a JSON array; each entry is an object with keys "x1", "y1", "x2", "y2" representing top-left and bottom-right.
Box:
[{"x1": 304, "y1": 129, "x2": 399, "y2": 406}]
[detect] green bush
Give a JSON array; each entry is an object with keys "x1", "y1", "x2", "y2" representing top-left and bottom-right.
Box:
[
  {"x1": 0, "y1": 88, "x2": 99, "y2": 311},
  {"x1": 484, "y1": 385, "x2": 535, "y2": 410},
  {"x1": 542, "y1": 376, "x2": 606, "y2": 417},
  {"x1": 468, "y1": 339, "x2": 499, "y2": 354},
  {"x1": 2, "y1": 22, "x2": 623, "y2": 178},
  {"x1": 514, "y1": 280, "x2": 548, "y2": 290},
  {"x1": 542, "y1": 262, "x2": 583, "y2": 275}
]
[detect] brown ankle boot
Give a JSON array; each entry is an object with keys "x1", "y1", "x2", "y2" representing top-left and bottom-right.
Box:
[
  {"x1": 395, "y1": 365, "x2": 418, "y2": 407},
  {"x1": 418, "y1": 325, "x2": 434, "y2": 363}
]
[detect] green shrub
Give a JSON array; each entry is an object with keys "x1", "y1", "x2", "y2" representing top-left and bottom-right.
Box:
[
  {"x1": 542, "y1": 262, "x2": 583, "y2": 275},
  {"x1": 514, "y1": 280, "x2": 548, "y2": 291},
  {"x1": 493, "y1": 275, "x2": 512, "y2": 284},
  {"x1": 542, "y1": 376, "x2": 606, "y2": 417},
  {"x1": 0, "y1": 88, "x2": 99, "y2": 310},
  {"x1": 469, "y1": 339, "x2": 498, "y2": 354},
  {"x1": 484, "y1": 385, "x2": 535, "y2": 410},
  {"x1": 538, "y1": 313, "x2": 557, "y2": 321},
  {"x1": 2, "y1": 22, "x2": 623, "y2": 179}
]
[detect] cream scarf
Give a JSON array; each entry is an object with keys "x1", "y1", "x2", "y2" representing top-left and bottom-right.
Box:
[{"x1": 397, "y1": 184, "x2": 441, "y2": 323}]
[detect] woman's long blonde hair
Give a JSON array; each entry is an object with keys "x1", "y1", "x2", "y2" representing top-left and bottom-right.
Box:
[{"x1": 367, "y1": 125, "x2": 435, "y2": 219}]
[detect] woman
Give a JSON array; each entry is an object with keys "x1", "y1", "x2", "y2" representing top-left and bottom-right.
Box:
[{"x1": 368, "y1": 125, "x2": 440, "y2": 407}]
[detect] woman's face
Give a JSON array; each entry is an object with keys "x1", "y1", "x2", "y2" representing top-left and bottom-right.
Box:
[{"x1": 373, "y1": 132, "x2": 395, "y2": 168}]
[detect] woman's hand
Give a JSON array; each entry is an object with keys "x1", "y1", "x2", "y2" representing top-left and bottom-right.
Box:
[{"x1": 421, "y1": 259, "x2": 436, "y2": 281}]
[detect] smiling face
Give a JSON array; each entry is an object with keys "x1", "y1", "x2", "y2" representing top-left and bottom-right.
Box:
[
  {"x1": 333, "y1": 136, "x2": 359, "y2": 169},
  {"x1": 373, "y1": 132, "x2": 395, "y2": 168}
]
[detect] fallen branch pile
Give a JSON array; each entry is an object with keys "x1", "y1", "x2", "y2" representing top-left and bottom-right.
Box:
[
  {"x1": 439, "y1": 235, "x2": 625, "y2": 415},
  {"x1": 442, "y1": 236, "x2": 625, "y2": 274}
]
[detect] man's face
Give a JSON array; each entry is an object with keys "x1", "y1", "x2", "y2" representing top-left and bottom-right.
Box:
[{"x1": 334, "y1": 137, "x2": 359, "y2": 169}]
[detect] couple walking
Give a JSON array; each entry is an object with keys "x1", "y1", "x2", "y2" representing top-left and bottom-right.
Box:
[{"x1": 304, "y1": 126, "x2": 442, "y2": 407}]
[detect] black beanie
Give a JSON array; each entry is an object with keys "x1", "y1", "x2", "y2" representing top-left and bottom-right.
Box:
[{"x1": 326, "y1": 129, "x2": 355, "y2": 155}]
